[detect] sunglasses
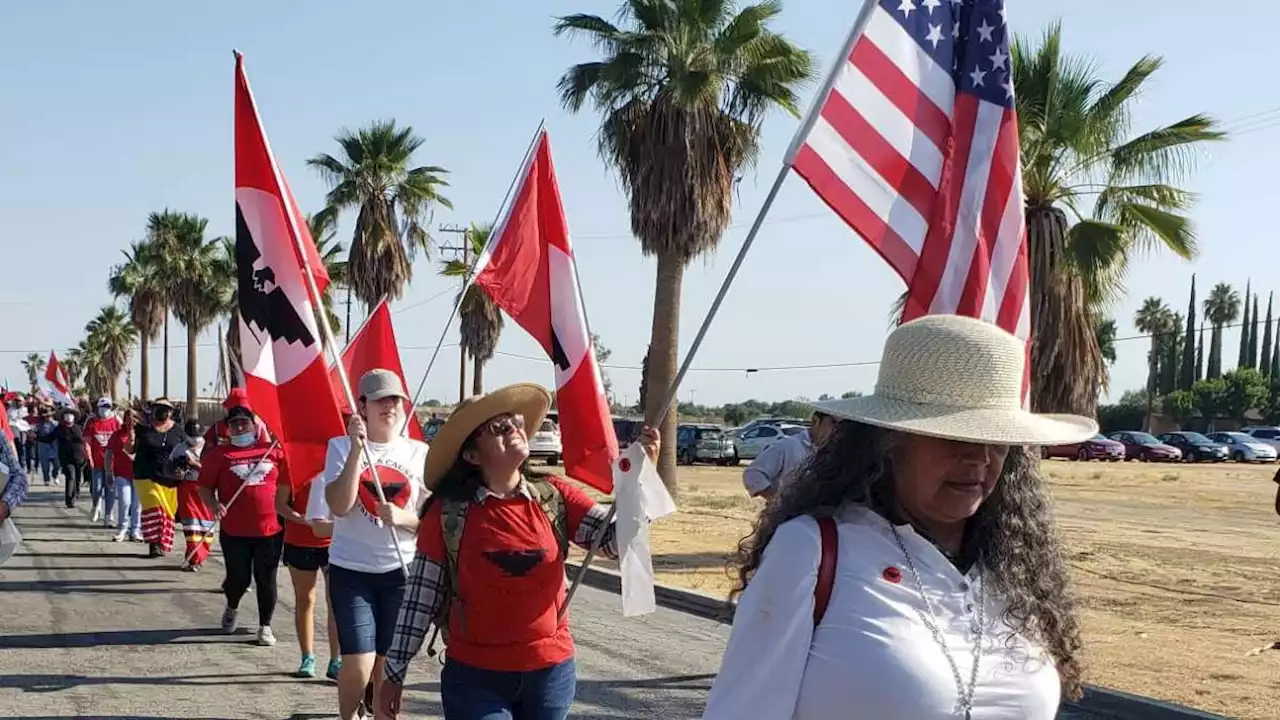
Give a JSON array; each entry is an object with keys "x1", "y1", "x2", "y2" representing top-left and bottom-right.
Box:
[{"x1": 479, "y1": 414, "x2": 525, "y2": 438}]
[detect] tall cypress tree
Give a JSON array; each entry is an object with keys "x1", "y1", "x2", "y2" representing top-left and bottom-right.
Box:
[
  {"x1": 1249, "y1": 294, "x2": 1261, "y2": 369},
  {"x1": 1238, "y1": 280, "x2": 1252, "y2": 368},
  {"x1": 1271, "y1": 321, "x2": 1280, "y2": 378},
  {"x1": 1196, "y1": 322, "x2": 1205, "y2": 382},
  {"x1": 1263, "y1": 293, "x2": 1275, "y2": 379},
  {"x1": 1180, "y1": 276, "x2": 1197, "y2": 389}
]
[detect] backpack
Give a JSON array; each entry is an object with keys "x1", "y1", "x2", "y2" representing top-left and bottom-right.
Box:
[{"x1": 434, "y1": 478, "x2": 569, "y2": 644}]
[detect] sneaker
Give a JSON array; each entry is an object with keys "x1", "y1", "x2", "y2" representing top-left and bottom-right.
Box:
[
  {"x1": 325, "y1": 658, "x2": 342, "y2": 681},
  {"x1": 112, "y1": 529, "x2": 127, "y2": 543},
  {"x1": 90, "y1": 501, "x2": 102, "y2": 523},
  {"x1": 181, "y1": 564, "x2": 200, "y2": 573},
  {"x1": 257, "y1": 626, "x2": 277, "y2": 647},
  {"x1": 296, "y1": 654, "x2": 317, "y2": 678},
  {"x1": 101, "y1": 514, "x2": 113, "y2": 528},
  {"x1": 221, "y1": 607, "x2": 239, "y2": 634},
  {"x1": 130, "y1": 532, "x2": 144, "y2": 543}
]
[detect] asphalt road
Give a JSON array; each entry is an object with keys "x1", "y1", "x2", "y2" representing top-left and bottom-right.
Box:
[{"x1": 1, "y1": 484, "x2": 1118, "y2": 720}]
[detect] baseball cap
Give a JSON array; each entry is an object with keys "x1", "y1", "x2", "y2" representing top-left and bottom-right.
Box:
[
  {"x1": 97, "y1": 396, "x2": 113, "y2": 408},
  {"x1": 358, "y1": 369, "x2": 409, "y2": 403},
  {"x1": 226, "y1": 406, "x2": 255, "y2": 422}
]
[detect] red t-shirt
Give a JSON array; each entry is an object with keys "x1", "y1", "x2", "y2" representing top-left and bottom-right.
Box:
[
  {"x1": 105, "y1": 429, "x2": 134, "y2": 481},
  {"x1": 417, "y1": 476, "x2": 596, "y2": 672},
  {"x1": 283, "y1": 476, "x2": 330, "y2": 549},
  {"x1": 84, "y1": 416, "x2": 122, "y2": 468},
  {"x1": 198, "y1": 443, "x2": 282, "y2": 538}
]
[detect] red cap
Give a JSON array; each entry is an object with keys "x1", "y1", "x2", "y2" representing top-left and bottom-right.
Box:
[{"x1": 223, "y1": 388, "x2": 252, "y2": 411}]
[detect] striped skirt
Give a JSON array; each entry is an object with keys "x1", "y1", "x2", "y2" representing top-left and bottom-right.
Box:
[
  {"x1": 136, "y1": 479, "x2": 177, "y2": 553},
  {"x1": 177, "y1": 483, "x2": 215, "y2": 566}
]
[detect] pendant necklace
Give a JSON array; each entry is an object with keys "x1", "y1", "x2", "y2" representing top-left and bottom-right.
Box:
[{"x1": 891, "y1": 525, "x2": 985, "y2": 719}]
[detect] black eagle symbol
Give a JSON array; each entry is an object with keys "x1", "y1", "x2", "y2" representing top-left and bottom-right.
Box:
[
  {"x1": 484, "y1": 549, "x2": 547, "y2": 578},
  {"x1": 361, "y1": 480, "x2": 407, "y2": 505},
  {"x1": 549, "y1": 330, "x2": 571, "y2": 371},
  {"x1": 235, "y1": 203, "x2": 316, "y2": 347}
]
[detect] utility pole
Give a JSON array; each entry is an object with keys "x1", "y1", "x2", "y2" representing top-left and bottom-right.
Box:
[{"x1": 439, "y1": 224, "x2": 471, "y2": 403}]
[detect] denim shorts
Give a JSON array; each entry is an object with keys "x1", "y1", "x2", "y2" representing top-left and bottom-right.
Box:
[{"x1": 328, "y1": 563, "x2": 406, "y2": 656}]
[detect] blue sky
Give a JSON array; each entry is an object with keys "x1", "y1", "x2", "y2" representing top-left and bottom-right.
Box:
[{"x1": 0, "y1": 0, "x2": 1272, "y2": 407}]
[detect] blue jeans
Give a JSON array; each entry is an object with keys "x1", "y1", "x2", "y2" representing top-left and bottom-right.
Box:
[
  {"x1": 328, "y1": 564, "x2": 405, "y2": 656},
  {"x1": 91, "y1": 468, "x2": 113, "y2": 515},
  {"x1": 114, "y1": 477, "x2": 141, "y2": 535},
  {"x1": 440, "y1": 658, "x2": 576, "y2": 720},
  {"x1": 39, "y1": 455, "x2": 59, "y2": 485}
]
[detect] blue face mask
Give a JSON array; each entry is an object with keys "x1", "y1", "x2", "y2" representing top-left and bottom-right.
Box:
[{"x1": 229, "y1": 432, "x2": 255, "y2": 448}]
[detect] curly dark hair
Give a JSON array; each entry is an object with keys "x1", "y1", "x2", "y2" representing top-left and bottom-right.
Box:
[{"x1": 730, "y1": 421, "x2": 1085, "y2": 700}]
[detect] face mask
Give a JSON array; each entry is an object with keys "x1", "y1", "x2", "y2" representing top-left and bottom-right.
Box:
[
  {"x1": 6, "y1": 409, "x2": 18, "y2": 421},
  {"x1": 229, "y1": 432, "x2": 255, "y2": 448},
  {"x1": 97, "y1": 408, "x2": 111, "y2": 419},
  {"x1": 62, "y1": 415, "x2": 75, "y2": 424}
]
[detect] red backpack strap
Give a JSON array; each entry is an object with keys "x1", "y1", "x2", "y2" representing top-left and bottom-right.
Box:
[{"x1": 813, "y1": 516, "x2": 838, "y2": 627}]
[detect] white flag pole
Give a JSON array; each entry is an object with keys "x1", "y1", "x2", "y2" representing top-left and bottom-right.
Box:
[
  {"x1": 560, "y1": 0, "x2": 880, "y2": 616},
  {"x1": 235, "y1": 50, "x2": 408, "y2": 576},
  {"x1": 180, "y1": 437, "x2": 282, "y2": 569},
  {"x1": 399, "y1": 119, "x2": 547, "y2": 439}
]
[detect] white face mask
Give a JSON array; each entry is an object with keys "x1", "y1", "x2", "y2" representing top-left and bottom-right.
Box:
[
  {"x1": 97, "y1": 408, "x2": 111, "y2": 419},
  {"x1": 6, "y1": 409, "x2": 19, "y2": 421}
]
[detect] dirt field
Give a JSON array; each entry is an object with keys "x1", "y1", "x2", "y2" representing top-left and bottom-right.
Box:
[{"x1": 571, "y1": 459, "x2": 1280, "y2": 719}]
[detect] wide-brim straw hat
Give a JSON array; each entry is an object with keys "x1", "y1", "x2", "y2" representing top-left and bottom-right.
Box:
[
  {"x1": 812, "y1": 314, "x2": 1097, "y2": 446},
  {"x1": 424, "y1": 383, "x2": 552, "y2": 489}
]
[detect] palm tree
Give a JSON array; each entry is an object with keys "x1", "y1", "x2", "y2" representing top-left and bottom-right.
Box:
[
  {"x1": 143, "y1": 209, "x2": 188, "y2": 396},
  {"x1": 440, "y1": 223, "x2": 504, "y2": 396},
  {"x1": 308, "y1": 121, "x2": 452, "y2": 309},
  {"x1": 62, "y1": 345, "x2": 85, "y2": 395},
  {"x1": 1096, "y1": 317, "x2": 1117, "y2": 365},
  {"x1": 1014, "y1": 24, "x2": 1225, "y2": 416},
  {"x1": 1134, "y1": 297, "x2": 1172, "y2": 430},
  {"x1": 83, "y1": 305, "x2": 138, "y2": 399},
  {"x1": 21, "y1": 352, "x2": 45, "y2": 394},
  {"x1": 167, "y1": 213, "x2": 234, "y2": 416},
  {"x1": 555, "y1": 0, "x2": 814, "y2": 492},
  {"x1": 1203, "y1": 282, "x2": 1241, "y2": 379},
  {"x1": 108, "y1": 239, "x2": 167, "y2": 402}
]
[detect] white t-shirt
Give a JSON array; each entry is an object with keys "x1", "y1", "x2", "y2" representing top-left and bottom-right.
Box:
[
  {"x1": 309, "y1": 435, "x2": 429, "y2": 574},
  {"x1": 703, "y1": 505, "x2": 1061, "y2": 720}
]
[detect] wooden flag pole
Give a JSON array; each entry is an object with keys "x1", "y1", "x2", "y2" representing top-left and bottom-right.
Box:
[{"x1": 235, "y1": 50, "x2": 408, "y2": 577}]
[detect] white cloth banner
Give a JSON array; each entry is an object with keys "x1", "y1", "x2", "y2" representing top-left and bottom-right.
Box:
[{"x1": 613, "y1": 442, "x2": 677, "y2": 617}]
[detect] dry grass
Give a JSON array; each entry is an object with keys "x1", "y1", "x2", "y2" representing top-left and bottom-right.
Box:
[{"x1": 568, "y1": 459, "x2": 1280, "y2": 719}]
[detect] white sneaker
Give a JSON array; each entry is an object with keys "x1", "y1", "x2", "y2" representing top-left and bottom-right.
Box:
[
  {"x1": 90, "y1": 501, "x2": 102, "y2": 523},
  {"x1": 112, "y1": 529, "x2": 127, "y2": 543},
  {"x1": 256, "y1": 626, "x2": 277, "y2": 646},
  {"x1": 130, "y1": 532, "x2": 144, "y2": 543}
]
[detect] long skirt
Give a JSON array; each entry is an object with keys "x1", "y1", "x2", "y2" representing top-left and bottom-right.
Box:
[
  {"x1": 177, "y1": 482, "x2": 215, "y2": 566},
  {"x1": 137, "y1": 479, "x2": 178, "y2": 553}
]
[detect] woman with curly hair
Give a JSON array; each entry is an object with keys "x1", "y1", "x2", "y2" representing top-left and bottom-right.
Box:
[{"x1": 703, "y1": 315, "x2": 1096, "y2": 720}]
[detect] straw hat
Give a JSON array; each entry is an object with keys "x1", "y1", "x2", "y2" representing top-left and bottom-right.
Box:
[
  {"x1": 812, "y1": 315, "x2": 1097, "y2": 446},
  {"x1": 424, "y1": 383, "x2": 552, "y2": 489}
]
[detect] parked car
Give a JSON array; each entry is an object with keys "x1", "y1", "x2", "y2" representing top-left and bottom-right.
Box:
[
  {"x1": 1106, "y1": 431, "x2": 1183, "y2": 462},
  {"x1": 1157, "y1": 432, "x2": 1229, "y2": 463},
  {"x1": 527, "y1": 418, "x2": 562, "y2": 465},
  {"x1": 1043, "y1": 434, "x2": 1126, "y2": 461},
  {"x1": 612, "y1": 417, "x2": 645, "y2": 446},
  {"x1": 1205, "y1": 432, "x2": 1278, "y2": 463},
  {"x1": 735, "y1": 423, "x2": 806, "y2": 461},
  {"x1": 738, "y1": 417, "x2": 809, "y2": 435},
  {"x1": 676, "y1": 424, "x2": 737, "y2": 466},
  {"x1": 1239, "y1": 426, "x2": 1280, "y2": 451}
]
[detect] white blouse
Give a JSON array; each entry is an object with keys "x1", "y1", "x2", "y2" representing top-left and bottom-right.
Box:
[{"x1": 702, "y1": 505, "x2": 1060, "y2": 719}]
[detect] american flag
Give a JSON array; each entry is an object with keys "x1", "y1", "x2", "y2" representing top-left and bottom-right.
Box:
[{"x1": 790, "y1": 0, "x2": 1028, "y2": 344}]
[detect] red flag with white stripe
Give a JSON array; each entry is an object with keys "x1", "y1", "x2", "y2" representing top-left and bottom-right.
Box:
[
  {"x1": 328, "y1": 300, "x2": 425, "y2": 441},
  {"x1": 44, "y1": 351, "x2": 72, "y2": 406},
  {"x1": 472, "y1": 130, "x2": 619, "y2": 493},
  {"x1": 234, "y1": 52, "x2": 345, "y2": 487},
  {"x1": 789, "y1": 0, "x2": 1029, "y2": 373}
]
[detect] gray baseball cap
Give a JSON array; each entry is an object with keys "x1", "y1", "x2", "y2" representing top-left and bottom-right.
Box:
[{"x1": 358, "y1": 369, "x2": 409, "y2": 403}]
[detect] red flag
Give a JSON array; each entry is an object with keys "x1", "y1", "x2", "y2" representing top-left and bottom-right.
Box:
[
  {"x1": 234, "y1": 52, "x2": 345, "y2": 487},
  {"x1": 44, "y1": 351, "x2": 72, "y2": 405},
  {"x1": 788, "y1": 0, "x2": 1029, "y2": 395},
  {"x1": 329, "y1": 301, "x2": 425, "y2": 441},
  {"x1": 0, "y1": 405, "x2": 12, "y2": 446},
  {"x1": 473, "y1": 131, "x2": 618, "y2": 493}
]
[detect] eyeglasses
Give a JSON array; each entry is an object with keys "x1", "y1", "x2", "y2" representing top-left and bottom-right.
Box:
[{"x1": 480, "y1": 414, "x2": 525, "y2": 437}]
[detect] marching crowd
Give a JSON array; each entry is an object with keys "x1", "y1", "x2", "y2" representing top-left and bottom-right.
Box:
[{"x1": 2, "y1": 316, "x2": 1138, "y2": 720}]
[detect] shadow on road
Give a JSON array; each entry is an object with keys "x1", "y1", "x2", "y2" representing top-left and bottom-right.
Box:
[
  {"x1": 0, "y1": 672, "x2": 308, "y2": 693},
  {"x1": 0, "y1": 627, "x2": 236, "y2": 650},
  {"x1": 0, "y1": 579, "x2": 193, "y2": 596},
  {"x1": 24, "y1": 716, "x2": 240, "y2": 720}
]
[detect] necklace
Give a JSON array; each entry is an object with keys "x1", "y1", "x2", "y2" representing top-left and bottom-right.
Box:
[{"x1": 890, "y1": 525, "x2": 985, "y2": 719}]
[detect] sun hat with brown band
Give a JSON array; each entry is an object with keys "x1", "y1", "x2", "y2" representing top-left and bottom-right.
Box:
[
  {"x1": 423, "y1": 383, "x2": 553, "y2": 489},
  {"x1": 810, "y1": 314, "x2": 1098, "y2": 446}
]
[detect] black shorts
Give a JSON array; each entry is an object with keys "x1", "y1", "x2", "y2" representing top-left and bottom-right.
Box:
[{"x1": 282, "y1": 543, "x2": 330, "y2": 572}]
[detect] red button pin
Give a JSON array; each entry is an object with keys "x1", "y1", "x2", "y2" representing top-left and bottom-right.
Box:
[
  {"x1": 882, "y1": 566, "x2": 902, "y2": 584},
  {"x1": 619, "y1": 458, "x2": 632, "y2": 473}
]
